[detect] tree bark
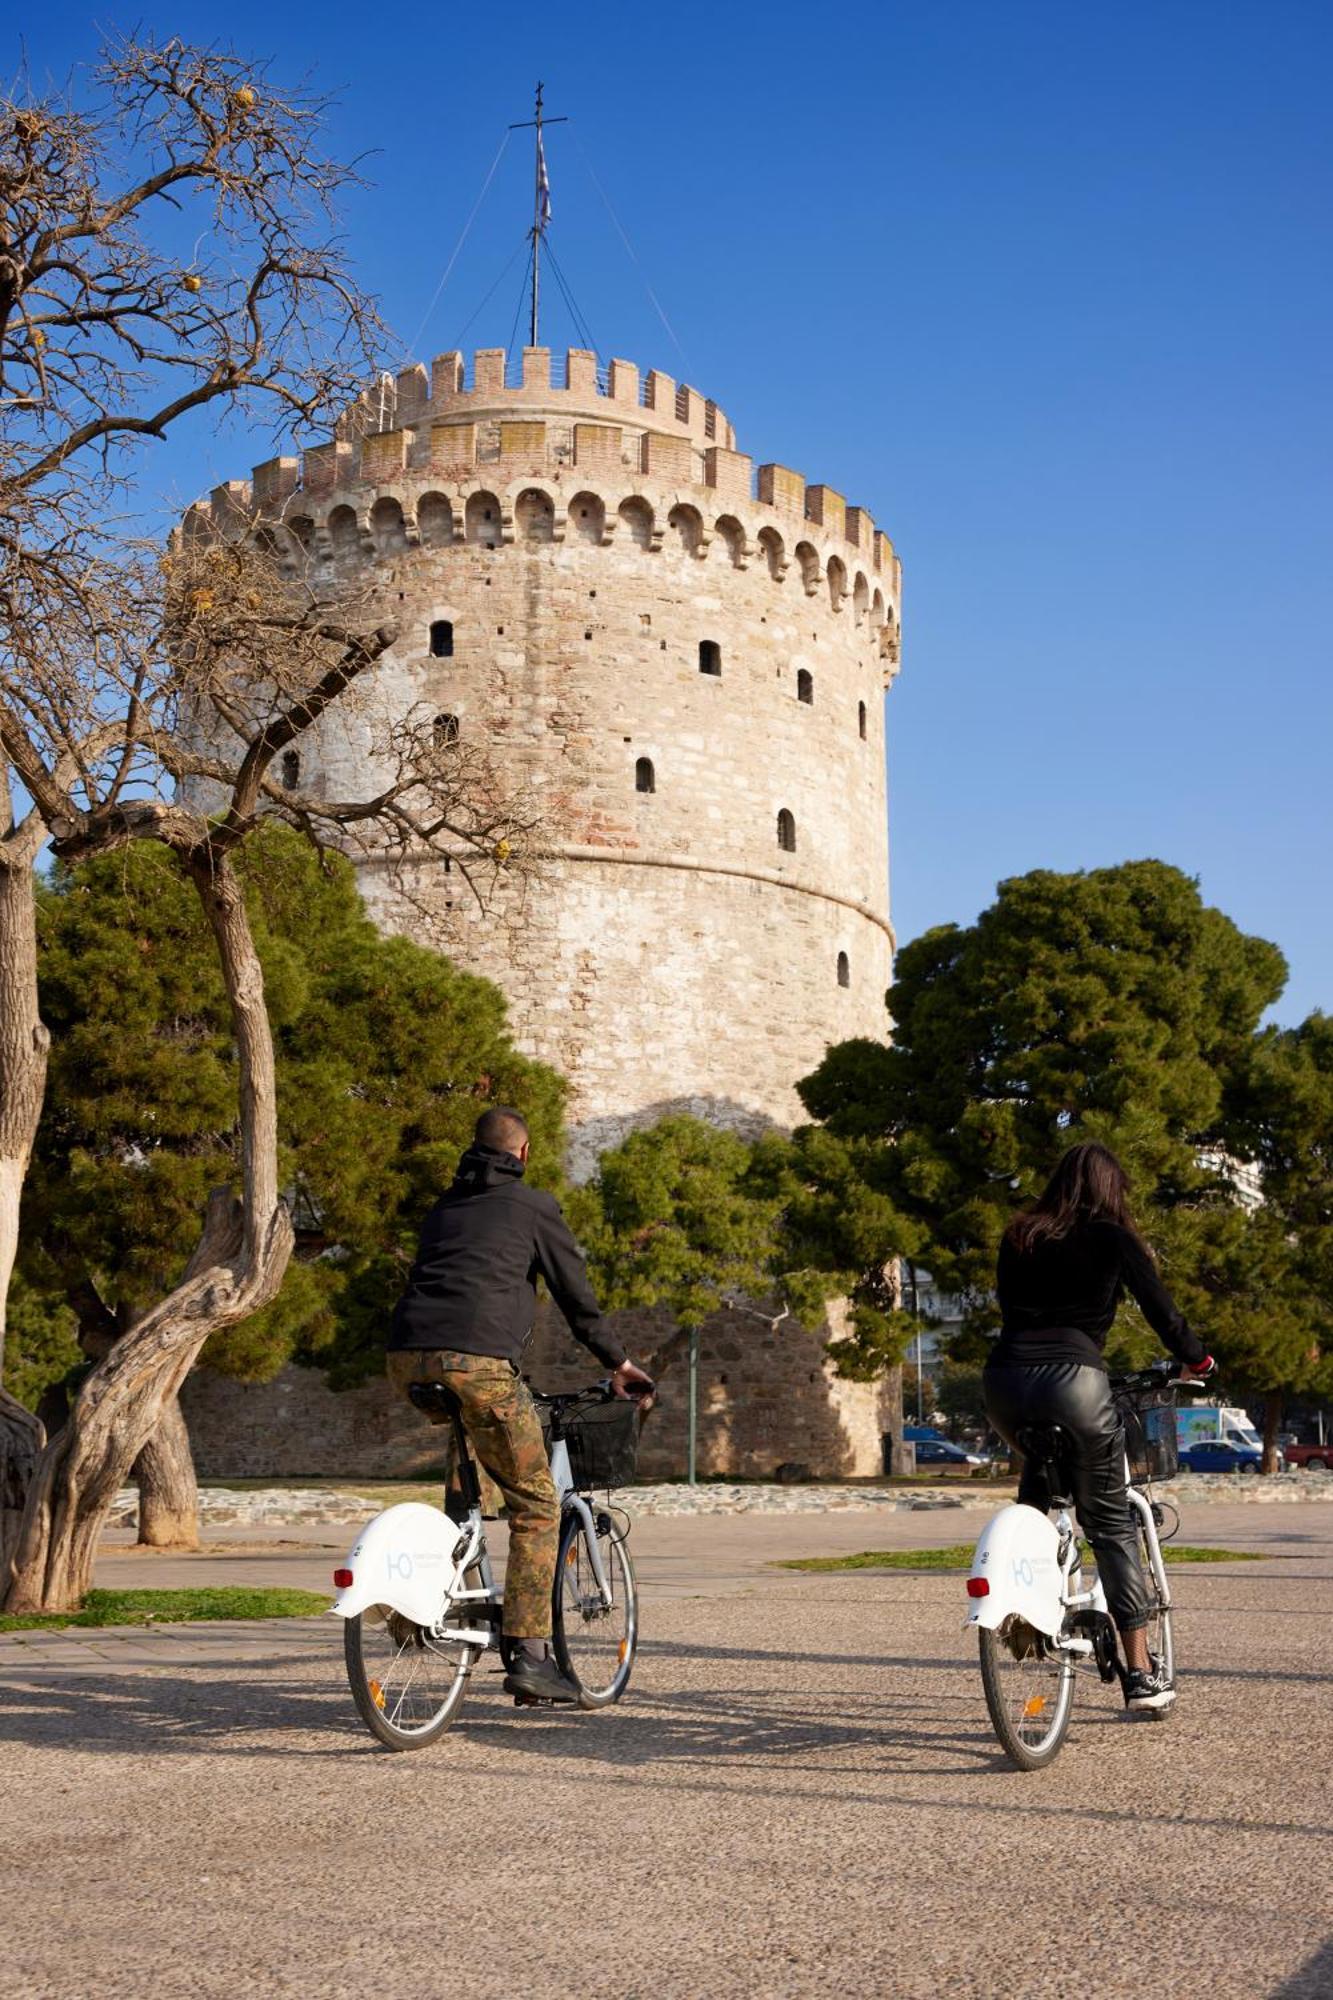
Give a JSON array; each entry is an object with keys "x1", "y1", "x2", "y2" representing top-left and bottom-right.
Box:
[
  {"x1": 132, "y1": 1393, "x2": 199, "y2": 1549},
  {"x1": 71, "y1": 1297, "x2": 201, "y2": 1552},
  {"x1": 3, "y1": 853, "x2": 292, "y2": 1613},
  {"x1": 0, "y1": 839, "x2": 51, "y2": 1578},
  {"x1": 1263, "y1": 1391, "x2": 1284, "y2": 1477}
]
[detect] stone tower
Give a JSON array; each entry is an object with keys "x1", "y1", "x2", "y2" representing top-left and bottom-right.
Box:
[
  {"x1": 195, "y1": 345, "x2": 901, "y2": 1178},
  {"x1": 182, "y1": 345, "x2": 904, "y2": 1478}
]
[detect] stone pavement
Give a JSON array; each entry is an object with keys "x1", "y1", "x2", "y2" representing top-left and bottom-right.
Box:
[{"x1": 2, "y1": 1500, "x2": 1330, "y2": 1999}]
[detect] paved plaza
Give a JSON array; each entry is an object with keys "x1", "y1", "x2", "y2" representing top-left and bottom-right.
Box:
[{"x1": 2, "y1": 1499, "x2": 1331, "y2": 1999}]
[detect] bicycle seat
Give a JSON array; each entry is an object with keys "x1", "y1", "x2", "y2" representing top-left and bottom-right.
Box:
[
  {"x1": 1015, "y1": 1422, "x2": 1076, "y2": 1509},
  {"x1": 407, "y1": 1381, "x2": 463, "y2": 1420}
]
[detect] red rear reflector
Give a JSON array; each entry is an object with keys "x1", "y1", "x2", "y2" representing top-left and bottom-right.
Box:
[
  {"x1": 333, "y1": 1568, "x2": 354, "y2": 1589},
  {"x1": 966, "y1": 1577, "x2": 989, "y2": 1598}
]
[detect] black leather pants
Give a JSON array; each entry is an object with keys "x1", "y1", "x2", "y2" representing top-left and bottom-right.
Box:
[{"x1": 983, "y1": 1361, "x2": 1151, "y2": 1634}]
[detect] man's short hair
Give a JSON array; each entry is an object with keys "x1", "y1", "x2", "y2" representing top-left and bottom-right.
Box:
[{"x1": 475, "y1": 1106, "x2": 529, "y2": 1156}]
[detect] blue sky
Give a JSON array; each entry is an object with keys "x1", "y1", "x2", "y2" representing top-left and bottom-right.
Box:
[{"x1": 26, "y1": 2, "x2": 1333, "y2": 1023}]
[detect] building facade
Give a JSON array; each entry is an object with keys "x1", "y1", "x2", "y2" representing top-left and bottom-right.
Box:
[{"x1": 184, "y1": 345, "x2": 904, "y2": 1476}]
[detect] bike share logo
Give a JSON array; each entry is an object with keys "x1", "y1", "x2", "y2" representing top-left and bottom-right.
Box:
[{"x1": 385, "y1": 1548, "x2": 414, "y2": 1582}]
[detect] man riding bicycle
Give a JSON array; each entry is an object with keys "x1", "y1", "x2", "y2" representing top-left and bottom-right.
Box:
[{"x1": 387, "y1": 1106, "x2": 654, "y2": 1705}]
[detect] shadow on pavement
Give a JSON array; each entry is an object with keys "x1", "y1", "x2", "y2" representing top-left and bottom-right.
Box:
[{"x1": 1272, "y1": 1936, "x2": 1333, "y2": 1996}]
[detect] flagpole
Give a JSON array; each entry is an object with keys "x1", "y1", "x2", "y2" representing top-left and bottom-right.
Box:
[
  {"x1": 530, "y1": 81, "x2": 542, "y2": 347},
  {"x1": 511, "y1": 84, "x2": 564, "y2": 351}
]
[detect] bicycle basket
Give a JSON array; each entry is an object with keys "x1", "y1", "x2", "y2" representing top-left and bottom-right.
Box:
[
  {"x1": 561, "y1": 1400, "x2": 640, "y2": 1490},
  {"x1": 1115, "y1": 1387, "x2": 1178, "y2": 1483}
]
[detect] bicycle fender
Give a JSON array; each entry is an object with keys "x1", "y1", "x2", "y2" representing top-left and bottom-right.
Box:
[
  {"x1": 330, "y1": 1502, "x2": 466, "y2": 1626},
  {"x1": 967, "y1": 1503, "x2": 1064, "y2": 1639}
]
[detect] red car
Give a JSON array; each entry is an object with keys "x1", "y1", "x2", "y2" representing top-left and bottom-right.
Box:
[{"x1": 1283, "y1": 1441, "x2": 1333, "y2": 1472}]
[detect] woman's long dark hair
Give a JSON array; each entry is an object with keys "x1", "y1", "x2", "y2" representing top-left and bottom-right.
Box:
[{"x1": 1005, "y1": 1141, "x2": 1147, "y2": 1253}]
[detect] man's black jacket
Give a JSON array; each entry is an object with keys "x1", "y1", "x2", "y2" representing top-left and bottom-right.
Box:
[{"x1": 387, "y1": 1143, "x2": 625, "y2": 1369}]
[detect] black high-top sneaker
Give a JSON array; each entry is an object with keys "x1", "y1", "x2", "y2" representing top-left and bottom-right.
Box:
[
  {"x1": 1123, "y1": 1658, "x2": 1175, "y2": 1713},
  {"x1": 502, "y1": 1641, "x2": 581, "y2": 1705}
]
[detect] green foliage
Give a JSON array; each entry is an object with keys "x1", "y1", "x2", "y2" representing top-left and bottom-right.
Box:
[
  {"x1": 21, "y1": 825, "x2": 567, "y2": 1403},
  {"x1": 799, "y1": 861, "x2": 1290, "y2": 1370},
  {"x1": 569, "y1": 1116, "x2": 786, "y2": 1337},
  {"x1": 0, "y1": 1272, "x2": 81, "y2": 1413},
  {"x1": 934, "y1": 1361, "x2": 988, "y2": 1435},
  {"x1": 770, "y1": 1120, "x2": 924, "y2": 1379}
]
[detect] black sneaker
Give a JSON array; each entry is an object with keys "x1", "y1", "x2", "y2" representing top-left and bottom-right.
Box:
[
  {"x1": 1124, "y1": 1663, "x2": 1175, "y2": 1713},
  {"x1": 502, "y1": 1651, "x2": 582, "y2": 1705}
]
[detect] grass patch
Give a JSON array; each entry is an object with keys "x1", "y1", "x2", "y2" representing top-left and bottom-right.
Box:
[
  {"x1": 780, "y1": 1544, "x2": 1257, "y2": 1573},
  {"x1": 0, "y1": 1586, "x2": 331, "y2": 1633}
]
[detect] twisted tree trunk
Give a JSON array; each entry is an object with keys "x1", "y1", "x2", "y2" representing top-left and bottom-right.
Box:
[
  {"x1": 71, "y1": 1299, "x2": 201, "y2": 1552},
  {"x1": 3, "y1": 853, "x2": 292, "y2": 1613},
  {"x1": 0, "y1": 840, "x2": 50, "y2": 1578},
  {"x1": 133, "y1": 1394, "x2": 199, "y2": 1548}
]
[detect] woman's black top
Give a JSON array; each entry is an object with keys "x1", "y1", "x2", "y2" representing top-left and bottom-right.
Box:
[{"x1": 990, "y1": 1219, "x2": 1206, "y2": 1372}]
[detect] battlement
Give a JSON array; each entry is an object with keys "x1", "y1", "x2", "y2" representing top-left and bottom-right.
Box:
[
  {"x1": 189, "y1": 352, "x2": 904, "y2": 604},
  {"x1": 337, "y1": 347, "x2": 737, "y2": 453}
]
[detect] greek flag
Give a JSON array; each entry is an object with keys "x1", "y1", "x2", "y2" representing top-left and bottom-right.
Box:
[{"x1": 537, "y1": 130, "x2": 552, "y2": 230}]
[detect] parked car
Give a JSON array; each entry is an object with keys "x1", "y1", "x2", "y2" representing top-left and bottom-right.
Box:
[
  {"x1": 1283, "y1": 1442, "x2": 1333, "y2": 1472},
  {"x1": 1177, "y1": 1437, "x2": 1269, "y2": 1475},
  {"x1": 912, "y1": 1437, "x2": 986, "y2": 1468}
]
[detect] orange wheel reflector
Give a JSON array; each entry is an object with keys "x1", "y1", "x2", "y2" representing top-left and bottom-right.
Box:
[
  {"x1": 618, "y1": 1640, "x2": 629, "y2": 1663},
  {"x1": 1023, "y1": 1696, "x2": 1047, "y2": 1718},
  {"x1": 369, "y1": 1679, "x2": 386, "y2": 1710},
  {"x1": 566, "y1": 1547, "x2": 578, "y2": 1565}
]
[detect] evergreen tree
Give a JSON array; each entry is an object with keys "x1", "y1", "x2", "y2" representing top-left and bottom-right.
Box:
[
  {"x1": 798, "y1": 861, "x2": 1290, "y2": 1374},
  {"x1": 568, "y1": 1117, "x2": 789, "y2": 1370},
  {"x1": 17, "y1": 827, "x2": 566, "y2": 1411}
]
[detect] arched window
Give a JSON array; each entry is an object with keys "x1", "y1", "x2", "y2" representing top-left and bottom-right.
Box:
[
  {"x1": 618, "y1": 497, "x2": 653, "y2": 548},
  {"x1": 465, "y1": 491, "x2": 501, "y2": 547},
  {"x1": 698, "y1": 640, "x2": 721, "y2": 677},
  {"x1": 429, "y1": 619, "x2": 454, "y2": 658},
  {"x1": 668, "y1": 504, "x2": 703, "y2": 555},
  {"x1": 569, "y1": 492, "x2": 605, "y2": 544},
  {"x1": 370, "y1": 496, "x2": 407, "y2": 556},
  {"x1": 837, "y1": 951, "x2": 850, "y2": 988},
  {"x1": 635, "y1": 756, "x2": 655, "y2": 795},
  {"x1": 777, "y1": 808, "x2": 796, "y2": 853},
  {"x1": 515, "y1": 487, "x2": 554, "y2": 543},
  {"x1": 858, "y1": 700, "x2": 867, "y2": 740},
  {"x1": 433, "y1": 713, "x2": 459, "y2": 747},
  {"x1": 281, "y1": 749, "x2": 300, "y2": 790},
  {"x1": 797, "y1": 669, "x2": 813, "y2": 705},
  {"x1": 418, "y1": 494, "x2": 454, "y2": 547}
]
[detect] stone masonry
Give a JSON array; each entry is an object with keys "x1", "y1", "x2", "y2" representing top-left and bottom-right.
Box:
[{"x1": 182, "y1": 346, "x2": 903, "y2": 1479}]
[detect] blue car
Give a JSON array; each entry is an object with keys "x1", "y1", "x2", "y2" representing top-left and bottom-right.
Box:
[
  {"x1": 1177, "y1": 1438, "x2": 1266, "y2": 1474},
  {"x1": 912, "y1": 1437, "x2": 984, "y2": 1467}
]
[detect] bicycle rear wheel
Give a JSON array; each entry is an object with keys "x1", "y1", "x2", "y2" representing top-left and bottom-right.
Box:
[
  {"x1": 344, "y1": 1606, "x2": 477, "y2": 1749},
  {"x1": 979, "y1": 1620, "x2": 1076, "y2": 1770},
  {"x1": 551, "y1": 1507, "x2": 637, "y2": 1708}
]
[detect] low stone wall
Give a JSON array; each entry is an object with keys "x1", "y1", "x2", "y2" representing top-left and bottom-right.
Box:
[
  {"x1": 107, "y1": 1469, "x2": 1333, "y2": 1533},
  {"x1": 181, "y1": 1298, "x2": 893, "y2": 1484}
]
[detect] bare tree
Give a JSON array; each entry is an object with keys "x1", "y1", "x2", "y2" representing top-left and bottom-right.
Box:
[
  {"x1": 3, "y1": 518, "x2": 540, "y2": 1611},
  {"x1": 0, "y1": 35, "x2": 389, "y2": 1554},
  {"x1": 0, "y1": 38, "x2": 543, "y2": 1602}
]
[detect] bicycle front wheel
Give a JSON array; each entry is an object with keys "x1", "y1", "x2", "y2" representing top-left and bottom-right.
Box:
[
  {"x1": 344, "y1": 1606, "x2": 477, "y2": 1750},
  {"x1": 551, "y1": 1507, "x2": 638, "y2": 1708},
  {"x1": 1137, "y1": 1520, "x2": 1174, "y2": 1694},
  {"x1": 979, "y1": 1620, "x2": 1076, "y2": 1771}
]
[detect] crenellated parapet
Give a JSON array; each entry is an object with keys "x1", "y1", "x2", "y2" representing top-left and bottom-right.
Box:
[{"x1": 183, "y1": 349, "x2": 903, "y2": 679}]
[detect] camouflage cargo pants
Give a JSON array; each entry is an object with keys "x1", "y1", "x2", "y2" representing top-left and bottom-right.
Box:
[{"x1": 387, "y1": 1349, "x2": 559, "y2": 1639}]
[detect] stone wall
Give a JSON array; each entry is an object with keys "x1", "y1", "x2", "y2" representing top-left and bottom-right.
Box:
[{"x1": 183, "y1": 1299, "x2": 891, "y2": 1483}]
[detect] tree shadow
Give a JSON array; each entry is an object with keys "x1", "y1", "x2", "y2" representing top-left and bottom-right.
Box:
[{"x1": 1271, "y1": 1937, "x2": 1333, "y2": 1997}]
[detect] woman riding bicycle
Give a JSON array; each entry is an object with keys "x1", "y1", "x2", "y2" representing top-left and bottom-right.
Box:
[{"x1": 983, "y1": 1141, "x2": 1212, "y2": 1712}]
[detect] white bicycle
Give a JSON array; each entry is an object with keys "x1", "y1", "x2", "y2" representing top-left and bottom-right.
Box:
[
  {"x1": 965, "y1": 1362, "x2": 1210, "y2": 1770},
  {"x1": 332, "y1": 1379, "x2": 648, "y2": 1750}
]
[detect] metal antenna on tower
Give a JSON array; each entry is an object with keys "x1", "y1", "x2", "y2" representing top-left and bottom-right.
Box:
[{"x1": 510, "y1": 82, "x2": 567, "y2": 347}]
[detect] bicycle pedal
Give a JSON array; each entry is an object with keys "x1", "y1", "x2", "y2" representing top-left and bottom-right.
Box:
[{"x1": 512, "y1": 1692, "x2": 556, "y2": 1709}]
